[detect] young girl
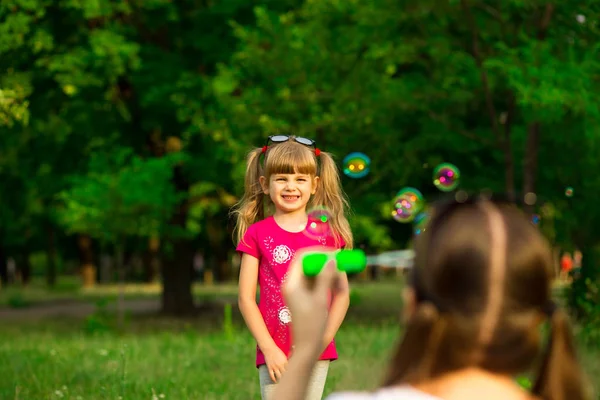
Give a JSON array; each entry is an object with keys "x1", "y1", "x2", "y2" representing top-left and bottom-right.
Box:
[
  {"x1": 232, "y1": 135, "x2": 353, "y2": 400},
  {"x1": 275, "y1": 196, "x2": 590, "y2": 400}
]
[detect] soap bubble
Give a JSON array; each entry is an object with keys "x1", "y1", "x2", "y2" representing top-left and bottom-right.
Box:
[
  {"x1": 343, "y1": 152, "x2": 370, "y2": 179},
  {"x1": 433, "y1": 163, "x2": 460, "y2": 192},
  {"x1": 392, "y1": 195, "x2": 417, "y2": 223},
  {"x1": 304, "y1": 207, "x2": 333, "y2": 240},
  {"x1": 565, "y1": 187, "x2": 574, "y2": 197},
  {"x1": 396, "y1": 187, "x2": 424, "y2": 213}
]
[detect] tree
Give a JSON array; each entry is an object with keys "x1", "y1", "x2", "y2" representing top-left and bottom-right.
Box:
[
  {"x1": 0, "y1": 0, "x2": 275, "y2": 308},
  {"x1": 56, "y1": 147, "x2": 183, "y2": 317},
  {"x1": 206, "y1": 0, "x2": 600, "y2": 248},
  {"x1": 3, "y1": 0, "x2": 600, "y2": 309}
]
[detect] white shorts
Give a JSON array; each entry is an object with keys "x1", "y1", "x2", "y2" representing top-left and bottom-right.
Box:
[{"x1": 258, "y1": 360, "x2": 330, "y2": 400}]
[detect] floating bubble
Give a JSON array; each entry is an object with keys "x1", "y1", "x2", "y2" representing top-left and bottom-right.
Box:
[
  {"x1": 396, "y1": 187, "x2": 424, "y2": 213},
  {"x1": 343, "y1": 152, "x2": 371, "y2": 179},
  {"x1": 455, "y1": 190, "x2": 469, "y2": 203},
  {"x1": 304, "y1": 207, "x2": 333, "y2": 240},
  {"x1": 524, "y1": 192, "x2": 537, "y2": 206},
  {"x1": 565, "y1": 187, "x2": 574, "y2": 197},
  {"x1": 433, "y1": 163, "x2": 460, "y2": 192},
  {"x1": 392, "y1": 195, "x2": 417, "y2": 223},
  {"x1": 413, "y1": 212, "x2": 429, "y2": 235}
]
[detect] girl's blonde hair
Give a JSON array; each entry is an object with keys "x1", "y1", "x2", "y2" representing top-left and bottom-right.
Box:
[
  {"x1": 383, "y1": 200, "x2": 589, "y2": 400},
  {"x1": 231, "y1": 137, "x2": 353, "y2": 249}
]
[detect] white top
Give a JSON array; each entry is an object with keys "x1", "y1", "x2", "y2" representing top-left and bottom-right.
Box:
[{"x1": 326, "y1": 386, "x2": 443, "y2": 400}]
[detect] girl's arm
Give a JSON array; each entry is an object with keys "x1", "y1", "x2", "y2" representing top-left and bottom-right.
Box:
[
  {"x1": 320, "y1": 272, "x2": 350, "y2": 351},
  {"x1": 238, "y1": 253, "x2": 279, "y2": 353}
]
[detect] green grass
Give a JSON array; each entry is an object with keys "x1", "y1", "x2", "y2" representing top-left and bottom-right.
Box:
[
  {"x1": 0, "y1": 276, "x2": 241, "y2": 308},
  {"x1": 0, "y1": 280, "x2": 598, "y2": 399}
]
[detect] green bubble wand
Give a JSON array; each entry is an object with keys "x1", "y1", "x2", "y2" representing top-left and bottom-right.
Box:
[{"x1": 301, "y1": 249, "x2": 367, "y2": 277}]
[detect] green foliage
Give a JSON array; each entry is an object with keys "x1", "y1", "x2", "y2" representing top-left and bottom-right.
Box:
[
  {"x1": 55, "y1": 148, "x2": 185, "y2": 242},
  {"x1": 349, "y1": 214, "x2": 394, "y2": 252},
  {"x1": 0, "y1": 87, "x2": 29, "y2": 126},
  {"x1": 206, "y1": 0, "x2": 600, "y2": 250},
  {"x1": 83, "y1": 298, "x2": 116, "y2": 335},
  {"x1": 222, "y1": 303, "x2": 234, "y2": 340},
  {"x1": 186, "y1": 182, "x2": 224, "y2": 235},
  {"x1": 515, "y1": 376, "x2": 533, "y2": 390},
  {"x1": 574, "y1": 277, "x2": 600, "y2": 349},
  {"x1": 6, "y1": 292, "x2": 30, "y2": 309},
  {"x1": 3, "y1": 0, "x2": 600, "y2": 321},
  {"x1": 348, "y1": 288, "x2": 362, "y2": 306}
]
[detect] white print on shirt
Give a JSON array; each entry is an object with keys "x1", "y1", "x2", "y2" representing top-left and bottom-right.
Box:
[
  {"x1": 272, "y1": 244, "x2": 293, "y2": 264},
  {"x1": 262, "y1": 237, "x2": 295, "y2": 325},
  {"x1": 263, "y1": 237, "x2": 274, "y2": 252},
  {"x1": 278, "y1": 306, "x2": 292, "y2": 324}
]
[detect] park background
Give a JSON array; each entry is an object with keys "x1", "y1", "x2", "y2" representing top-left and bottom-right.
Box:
[{"x1": 1, "y1": 0, "x2": 600, "y2": 399}]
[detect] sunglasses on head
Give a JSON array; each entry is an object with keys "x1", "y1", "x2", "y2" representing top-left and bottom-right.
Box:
[
  {"x1": 262, "y1": 135, "x2": 321, "y2": 155},
  {"x1": 265, "y1": 135, "x2": 316, "y2": 147}
]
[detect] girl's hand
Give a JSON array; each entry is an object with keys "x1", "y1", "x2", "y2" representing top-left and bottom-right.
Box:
[
  {"x1": 283, "y1": 247, "x2": 342, "y2": 352},
  {"x1": 263, "y1": 345, "x2": 288, "y2": 383}
]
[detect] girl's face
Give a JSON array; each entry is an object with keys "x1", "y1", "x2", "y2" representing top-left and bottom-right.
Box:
[{"x1": 260, "y1": 172, "x2": 319, "y2": 215}]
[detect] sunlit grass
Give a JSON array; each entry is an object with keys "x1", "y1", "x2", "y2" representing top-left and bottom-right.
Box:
[
  {"x1": 0, "y1": 320, "x2": 400, "y2": 400},
  {"x1": 0, "y1": 276, "x2": 240, "y2": 308},
  {"x1": 0, "y1": 279, "x2": 598, "y2": 399}
]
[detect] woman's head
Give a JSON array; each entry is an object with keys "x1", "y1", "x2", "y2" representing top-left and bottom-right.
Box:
[
  {"x1": 231, "y1": 136, "x2": 353, "y2": 248},
  {"x1": 386, "y1": 197, "x2": 587, "y2": 400}
]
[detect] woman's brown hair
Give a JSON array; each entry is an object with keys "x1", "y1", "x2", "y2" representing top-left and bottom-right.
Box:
[
  {"x1": 383, "y1": 198, "x2": 589, "y2": 400},
  {"x1": 230, "y1": 137, "x2": 353, "y2": 249}
]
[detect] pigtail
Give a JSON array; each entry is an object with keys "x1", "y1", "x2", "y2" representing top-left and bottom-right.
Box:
[
  {"x1": 312, "y1": 151, "x2": 354, "y2": 249},
  {"x1": 382, "y1": 303, "x2": 447, "y2": 386},
  {"x1": 531, "y1": 309, "x2": 590, "y2": 400},
  {"x1": 231, "y1": 148, "x2": 266, "y2": 245}
]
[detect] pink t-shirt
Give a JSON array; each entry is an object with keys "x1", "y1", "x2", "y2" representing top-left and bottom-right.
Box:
[{"x1": 236, "y1": 216, "x2": 345, "y2": 368}]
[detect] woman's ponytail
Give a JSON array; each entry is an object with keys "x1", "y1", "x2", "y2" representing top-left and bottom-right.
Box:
[
  {"x1": 383, "y1": 303, "x2": 448, "y2": 386},
  {"x1": 532, "y1": 309, "x2": 590, "y2": 400}
]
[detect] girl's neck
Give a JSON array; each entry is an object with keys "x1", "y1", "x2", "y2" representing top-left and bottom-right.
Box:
[
  {"x1": 412, "y1": 368, "x2": 537, "y2": 400},
  {"x1": 273, "y1": 209, "x2": 308, "y2": 233}
]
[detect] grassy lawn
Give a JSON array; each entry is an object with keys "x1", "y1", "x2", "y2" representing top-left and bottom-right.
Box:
[
  {"x1": 0, "y1": 276, "x2": 241, "y2": 309},
  {"x1": 0, "y1": 279, "x2": 598, "y2": 399}
]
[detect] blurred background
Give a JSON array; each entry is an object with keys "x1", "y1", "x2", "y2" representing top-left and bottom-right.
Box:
[{"x1": 1, "y1": 1, "x2": 600, "y2": 399}]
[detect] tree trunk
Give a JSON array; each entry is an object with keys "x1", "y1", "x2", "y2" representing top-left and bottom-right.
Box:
[
  {"x1": 161, "y1": 163, "x2": 196, "y2": 316},
  {"x1": 207, "y1": 214, "x2": 231, "y2": 282},
  {"x1": 161, "y1": 235, "x2": 195, "y2": 315},
  {"x1": 46, "y1": 225, "x2": 57, "y2": 287},
  {"x1": 78, "y1": 234, "x2": 97, "y2": 287},
  {"x1": 504, "y1": 142, "x2": 516, "y2": 200},
  {"x1": 19, "y1": 249, "x2": 31, "y2": 286},
  {"x1": 0, "y1": 245, "x2": 7, "y2": 287},
  {"x1": 143, "y1": 236, "x2": 160, "y2": 283},
  {"x1": 502, "y1": 93, "x2": 516, "y2": 200},
  {"x1": 523, "y1": 122, "x2": 540, "y2": 213},
  {"x1": 144, "y1": 125, "x2": 195, "y2": 314}
]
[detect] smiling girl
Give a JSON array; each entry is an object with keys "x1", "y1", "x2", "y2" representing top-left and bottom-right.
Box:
[{"x1": 231, "y1": 135, "x2": 354, "y2": 400}]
